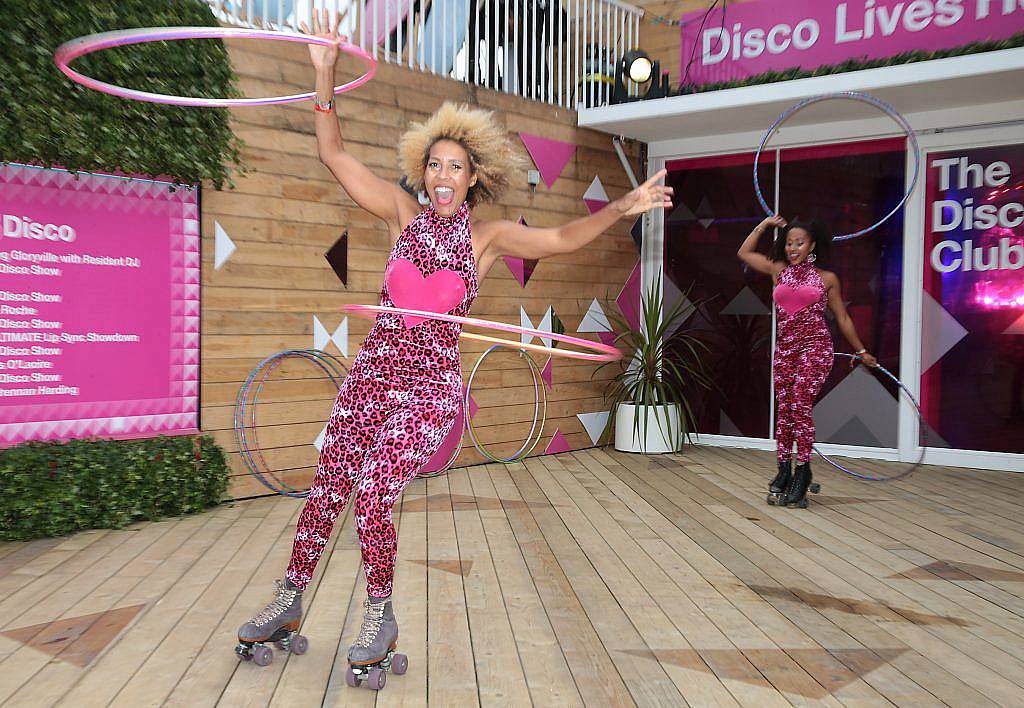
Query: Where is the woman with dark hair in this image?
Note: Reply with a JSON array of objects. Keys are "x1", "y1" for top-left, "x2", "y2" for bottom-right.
[{"x1": 737, "y1": 216, "x2": 878, "y2": 507}]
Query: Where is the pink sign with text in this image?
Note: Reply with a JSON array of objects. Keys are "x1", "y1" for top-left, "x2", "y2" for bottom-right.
[
  {"x1": 680, "y1": 0, "x2": 1024, "y2": 86},
  {"x1": 0, "y1": 163, "x2": 200, "y2": 445}
]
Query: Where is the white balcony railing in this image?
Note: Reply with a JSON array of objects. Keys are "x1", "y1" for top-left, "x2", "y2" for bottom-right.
[{"x1": 207, "y1": 0, "x2": 644, "y2": 108}]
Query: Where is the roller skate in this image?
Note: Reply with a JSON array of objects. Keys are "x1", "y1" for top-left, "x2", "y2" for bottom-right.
[
  {"x1": 766, "y1": 459, "x2": 792, "y2": 505},
  {"x1": 345, "y1": 597, "x2": 408, "y2": 691},
  {"x1": 778, "y1": 461, "x2": 820, "y2": 509},
  {"x1": 235, "y1": 578, "x2": 308, "y2": 667}
]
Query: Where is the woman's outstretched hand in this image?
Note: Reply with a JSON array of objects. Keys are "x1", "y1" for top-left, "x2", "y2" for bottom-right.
[
  {"x1": 300, "y1": 8, "x2": 348, "y2": 71},
  {"x1": 617, "y1": 169, "x2": 673, "y2": 216}
]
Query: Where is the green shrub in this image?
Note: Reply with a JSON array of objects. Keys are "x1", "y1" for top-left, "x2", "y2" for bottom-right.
[
  {"x1": 0, "y1": 0, "x2": 242, "y2": 187},
  {"x1": 0, "y1": 435, "x2": 228, "y2": 542}
]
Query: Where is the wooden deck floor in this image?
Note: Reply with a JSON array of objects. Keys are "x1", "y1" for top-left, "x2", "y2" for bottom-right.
[{"x1": 2, "y1": 446, "x2": 1024, "y2": 707}]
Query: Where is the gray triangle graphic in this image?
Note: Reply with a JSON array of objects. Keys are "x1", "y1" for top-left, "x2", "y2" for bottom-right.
[
  {"x1": 921, "y1": 292, "x2": 967, "y2": 373},
  {"x1": 826, "y1": 416, "x2": 883, "y2": 447},
  {"x1": 668, "y1": 201, "x2": 696, "y2": 224},
  {"x1": 721, "y1": 286, "x2": 770, "y2": 316},
  {"x1": 719, "y1": 410, "x2": 742, "y2": 436},
  {"x1": 813, "y1": 367, "x2": 898, "y2": 448}
]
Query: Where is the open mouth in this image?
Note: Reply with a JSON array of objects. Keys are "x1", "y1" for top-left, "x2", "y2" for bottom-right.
[{"x1": 435, "y1": 186, "x2": 454, "y2": 206}]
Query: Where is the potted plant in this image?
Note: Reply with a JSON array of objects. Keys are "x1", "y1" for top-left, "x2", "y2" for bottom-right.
[{"x1": 597, "y1": 276, "x2": 711, "y2": 453}]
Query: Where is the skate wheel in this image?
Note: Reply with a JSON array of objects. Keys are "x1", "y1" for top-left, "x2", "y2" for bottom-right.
[
  {"x1": 252, "y1": 645, "x2": 273, "y2": 667},
  {"x1": 290, "y1": 634, "x2": 309, "y2": 655},
  {"x1": 392, "y1": 653, "x2": 408, "y2": 675},
  {"x1": 235, "y1": 644, "x2": 253, "y2": 661},
  {"x1": 809, "y1": 483, "x2": 821, "y2": 494},
  {"x1": 345, "y1": 667, "x2": 361, "y2": 688},
  {"x1": 792, "y1": 499, "x2": 809, "y2": 509},
  {"x1": 766, "y1": 493, "x2": 780, "y2": 506},
  {"x1": 367, "y1": 667, "x2": 387, "y2": 690}
]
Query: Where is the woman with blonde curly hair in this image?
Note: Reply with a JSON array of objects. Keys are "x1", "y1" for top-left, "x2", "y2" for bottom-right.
[{"x1": 237, "y1": 9, "x2": 672, "y2": 680}]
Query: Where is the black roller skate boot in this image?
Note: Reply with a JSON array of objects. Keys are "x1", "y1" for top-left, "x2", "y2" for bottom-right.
[
  {"x1": 767, "y1": 459, "x2": 792, "y2": 505},
  {"x1": 780, "y1": 461, "x2": 821, "y2": 508}
]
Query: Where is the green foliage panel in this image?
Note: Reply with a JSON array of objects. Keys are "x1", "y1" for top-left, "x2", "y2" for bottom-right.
[
  {"x1": 0, "y1": 0, "x2": 242, "y2": 187},
  {"x1": 0, "y1": 435, "x2": 229, "y2": 541}
]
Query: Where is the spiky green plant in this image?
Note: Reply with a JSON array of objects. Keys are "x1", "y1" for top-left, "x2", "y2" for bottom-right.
[{"x1": 597, "y1": 276, "x2": 712, "y2": 451}]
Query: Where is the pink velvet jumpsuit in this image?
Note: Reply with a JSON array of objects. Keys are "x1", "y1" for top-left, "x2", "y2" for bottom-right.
[
  {"x1": 773, "y1": 261, "x2": 834, "y2": 463},
  {"x1": 286, "y1": 202, "x2": 478, "y2": 598}
]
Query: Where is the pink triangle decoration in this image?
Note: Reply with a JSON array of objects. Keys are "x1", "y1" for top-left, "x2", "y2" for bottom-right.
[
  {"x1": 519, "y1": 133, "x2": 576, "y2": 189},
  {"x1": 544, "y1": 428, "x2": 572, "y2": 455},
  {"x1": 616, "y1": 260, "x2": 642, "y2": 332},
  {"x1": 463, "y1": 384, "x2": 480, "y2": 417},
  {"x1": 583, "y1": 175, "x2": 610, "y2": 215},
  {"x1": 598, "y1": 331, "x2": 618, "y2": 348},
  {"x1": 541, "y1": 357, "x2": 553, "y2": 390},
  {"x1": 502, "y1": 256, "x2": 538, "y2": 288}
]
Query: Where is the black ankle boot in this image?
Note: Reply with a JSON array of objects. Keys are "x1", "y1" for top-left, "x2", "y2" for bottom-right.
[
  {"x1": 781, "y1": 461, "x2": 817, "y2": 508},
  {"x1": 770, "y1": 460, "x2": 791, "y2": 494}
]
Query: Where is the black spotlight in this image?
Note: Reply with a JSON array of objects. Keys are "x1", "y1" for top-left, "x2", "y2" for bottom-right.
[{"x1": 612, "y1": 49, "x2": 670, "y2": 104}]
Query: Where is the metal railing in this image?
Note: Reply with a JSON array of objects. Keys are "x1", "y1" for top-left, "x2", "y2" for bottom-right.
[{"x1": 207, "y1": 0, "x2": 644, "y2": 108}]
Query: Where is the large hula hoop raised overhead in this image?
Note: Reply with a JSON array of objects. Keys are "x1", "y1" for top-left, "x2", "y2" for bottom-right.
[
  {"x1": 753, "y1": 92, "x2": 921, "y2": 242},
  {"x1": 342, "y1": 304, "x2": 623, "y2": 362},
  {"x1": 54, "y1": 27, "x2": 376, "y2": 107},
  {"x1": 813, "y1": 352, "x2": 927, "y2": 482}
]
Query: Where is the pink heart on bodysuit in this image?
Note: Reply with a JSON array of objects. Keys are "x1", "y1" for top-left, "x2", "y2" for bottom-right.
[
  {"x1": 385, "y1": 258, "x2": 467, "y2": 328},
  {"x1": 774, "y1": 283, "x2": 819, "y2": 315}
]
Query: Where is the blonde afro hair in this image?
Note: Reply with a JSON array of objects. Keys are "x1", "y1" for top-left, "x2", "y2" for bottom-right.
[{"x1": 398, "y1": 102, "x2": 525, "y2": 207}]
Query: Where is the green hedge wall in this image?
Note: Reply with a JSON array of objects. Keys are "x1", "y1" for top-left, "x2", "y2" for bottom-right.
[
  {"x1": 0, "y1": 0, "x2": 242, "y2": 187},
  {"x1": 0, "y1": 435, "x2": 229, "y2": 542}
]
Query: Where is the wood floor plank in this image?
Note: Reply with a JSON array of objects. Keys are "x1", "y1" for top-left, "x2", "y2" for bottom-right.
[
  {"x1": 52, "y1": 502, "x2": 271, "y2": 707},
  {"x1": 6, "y1": 447, "x2": 1023, "y2": 707},
  {"x1": 3, "y1": 511, "x2": 223, "y2": 708},
  {"x1": 448, "y1": 467, "x2": 534, "y2": 707},
  {"x1": 162, "y1": 502, "x2": 305, "y2": 708},
  {"x1": 424, "y1": 473, "x2": 480, "y2": 707},
  {"x1": 469, "y1": 464, "x2": 584, "y2": 707},
  {"x1": 488, "y1": 463, "x2": 636, "y2": 707}
]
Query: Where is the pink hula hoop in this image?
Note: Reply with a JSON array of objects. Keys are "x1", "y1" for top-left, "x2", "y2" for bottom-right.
[
  {"x1": 54, "y1": 27, "x2": 377, "y2": 107},
  {"x1": 343, "y1": 304, "x2": 623, "y2": 362}
]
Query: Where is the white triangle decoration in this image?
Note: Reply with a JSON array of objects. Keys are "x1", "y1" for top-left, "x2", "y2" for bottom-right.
[
  {"x1": 331, "y1": 318, "x2": 348, "y2": 357},
  {"x1": 583, "y1": 175, "x2": 609, "y2": 203},
  {"x1": 520, "y1": 306, "x2": 555, "y2": 347},
  {"x1": 313, "y1": 422, "x2": 329, "y2": 451},
  {"x1": 314, "y1": 315, "x2": 330, "y2": 351},
  {"x1": 539, "y1": 306, "x2": 554, "y2": 348},
  {"x1": 313, "y1": 316, "x2": 348, "y2": 356},
  {"x1": 577, "y1": 298, "x2": 612, "y2": 333},
  {"x1": 577, "y1": 411, "x2": 610, "y2": 446},
  {"x1": 520, "y1": 307, "x2": 536, "y2": 346},
  {"x1": 214, "y1": 221, "x2": 236, "y2": 270}
]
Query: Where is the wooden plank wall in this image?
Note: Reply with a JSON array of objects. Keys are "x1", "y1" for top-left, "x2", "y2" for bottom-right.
[{"x1": 201, "y1": 38, "x2": 642, "y2": 499}]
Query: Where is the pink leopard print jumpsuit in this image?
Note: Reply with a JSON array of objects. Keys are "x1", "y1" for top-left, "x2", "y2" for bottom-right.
[
  {"x1": 773, "y1": 261, "x2": 833, "y2": 463},
  {"x1": 286, "y1": 202, "x2": 478, "y2": 598}
]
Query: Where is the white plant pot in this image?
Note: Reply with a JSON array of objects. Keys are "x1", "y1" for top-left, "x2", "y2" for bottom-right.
[{"x1": 614, "y1": 403, "x2": 683, "y2": 454}]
